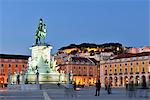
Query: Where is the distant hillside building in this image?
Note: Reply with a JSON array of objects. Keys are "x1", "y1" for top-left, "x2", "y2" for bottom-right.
[
  {"x1": 129, "y1": 46, "x2": 150, "y2": 54},
  {"x1": 0, "y1": 54, "x2": 29, "y2": 87},
  {"x1": 58, "y1": 56, "x2": 98, "y2": 86}
]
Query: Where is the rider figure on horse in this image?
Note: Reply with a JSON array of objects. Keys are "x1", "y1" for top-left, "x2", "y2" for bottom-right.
[{"x1": 35, "y1": 18, "x2": 47, "y2": 45}]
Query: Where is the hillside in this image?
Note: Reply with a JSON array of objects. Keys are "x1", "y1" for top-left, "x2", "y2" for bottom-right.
[{"x1": 59, "y1": 43, "x2": 131, "y2": 55}]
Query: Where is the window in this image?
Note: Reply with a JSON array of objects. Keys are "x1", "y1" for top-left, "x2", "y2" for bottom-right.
[
  {"x1": 125, "y1": 63, "x2": 127, "y2": 66},
  {"x1": 115, "y1": 64, "x2": 117, "y2": 67},
  {"x1": 142, "y1": 62, "x2": 145, "y2": 65},
  {"x1": 130, "y1": 63, "x2": 132, "y2": 66},
  {"x1": 136, "y1": 66, "x2": 139, "y2": 73},
  {"x1": 73, "y1": 67, "x2": 76, "y2": 74},
  {"x1": 125, "y1": 68, "x2": 127, "y2": 74},
  {"x1": 120, "y1": 64, "x2": 122, "y2": 67},
  {"x1": 89, "y1": 68, "x2": 92, "y2": 75},
  {"x1": 136, "y1": 62, "x2": 138, "y2": 65},
  {"x1": 22, "y1": 65, "x2": 24, "y2": 68},
  {"x1": 142, "y1": 67, "x2": 145, "y2": 72},
  {"x1": 84, "y1": 70, "x2": 86, "y2": 75},
  {"x1": 1, "y1": 64, "x2": 4, "y2": 67},
  {"x1": 105, "y1": 70, "x2": 107, "y2": 75},
  {"x1": 115, "y1": 69, "x2": 117, "y2": 73},
  {"x1": 16, "y1": 64, "x2": 18, "y2": 68},
  {"x1": 9, "y1": 64, "x2": 11, "y2": 67},
  {"x1": 120, "y1": 68, "x2": 122, "y2": 73},
  {"x1": 79, "y1": 70, "x2": 81, "y2": 75},
  {"x1": 131, "y1": 67, "x2": 133, "y2": 73}
]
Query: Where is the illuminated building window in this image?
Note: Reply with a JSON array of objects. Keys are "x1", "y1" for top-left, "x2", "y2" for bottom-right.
[
  {"x1": 109, "y1": 69, "x2": 112, "y2": 75},
  {"x1": 142, "y1": 67, "x2": 145, "y2": 73}
]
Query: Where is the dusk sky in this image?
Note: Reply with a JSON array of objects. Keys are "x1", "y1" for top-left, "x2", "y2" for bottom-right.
[{"x1": 0, "y1": 0, "x2": 149, "y2": 55}]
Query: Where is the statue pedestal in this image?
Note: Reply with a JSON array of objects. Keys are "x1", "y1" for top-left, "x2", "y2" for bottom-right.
[{"x1": 26, "y1": 44, "x2": 65, "y2": 84}]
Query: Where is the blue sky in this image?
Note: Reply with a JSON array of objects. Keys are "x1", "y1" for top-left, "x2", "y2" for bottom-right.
[{"x1": 0, "y1": 0, "x2": 149, "y2": 55}]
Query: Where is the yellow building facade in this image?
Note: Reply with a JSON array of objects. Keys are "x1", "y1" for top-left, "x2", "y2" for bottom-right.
[{"x1": 100, "y1": 53, "x2": 150, "y2": 87}]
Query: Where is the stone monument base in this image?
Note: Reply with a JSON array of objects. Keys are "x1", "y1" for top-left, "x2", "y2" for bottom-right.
[{"x1": 26, "y1": 73, "x2": 63, "y2": 84}]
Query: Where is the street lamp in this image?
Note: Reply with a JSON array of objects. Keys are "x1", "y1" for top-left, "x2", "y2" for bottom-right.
[{"x1": 96, "y1": 51, "x2": 101, "y2": 84}]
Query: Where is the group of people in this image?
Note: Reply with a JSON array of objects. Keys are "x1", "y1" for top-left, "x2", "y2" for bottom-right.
[
  {"x1": 95, "y1": 80, "x2": 112, "y2": 96},
  {"x1": 126, "y1": 80, "x2": 149, "y2": 98}
]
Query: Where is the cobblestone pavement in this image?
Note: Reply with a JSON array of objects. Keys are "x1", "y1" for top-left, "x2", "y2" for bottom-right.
[{"x1": 0, "y1": 87, "x2": 149, "y2": 100}]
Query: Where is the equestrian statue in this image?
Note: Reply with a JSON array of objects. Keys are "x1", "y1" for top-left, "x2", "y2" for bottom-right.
[{"x1": 35, "y1": 18, "x2": 47, "y2": 45}]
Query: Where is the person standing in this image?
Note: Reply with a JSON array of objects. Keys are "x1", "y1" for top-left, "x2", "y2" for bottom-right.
[
  {"x1": 73, "y1": 82, "x2": 77, "y2": 97},
  {"x1": 107, "y1": 83, "x2": 111, "y2": 94},
  {"x1": 95, "y1": 80, "x2": 101, "y2": 96}
]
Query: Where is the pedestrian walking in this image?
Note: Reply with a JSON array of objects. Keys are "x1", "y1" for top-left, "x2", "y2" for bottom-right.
[
  {"x1": 107, "y1": 83, "x2": 111, "y2": 94},
  {"x1": 95, "y1": 80, "x2": 101, "y2": 96},
  {"x1": 125, "y1": 83, "x2": 128, "y2": 96},
  {"x1": 105, "y1": 84, "x2": 107, "y2": 90},
  {"x1": 73, "y1": 81, "x2": 78, "y2": 97},
  {"x1": 128, "y1": 81, "x2": 136, "y2": 98}
]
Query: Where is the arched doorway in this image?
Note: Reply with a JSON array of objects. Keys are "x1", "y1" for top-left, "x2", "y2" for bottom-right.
[
  {"x1": 124, "y1": 76, "x2": 128, "y2": 85},
  {"x1": 135, "y1": 76, "x2": 140, "y2": 86},
  {"x1": 109, "y1": 77, "x2": 113, "y2": 86},
  {"x1": 130, "y1": 76, "x2": 134, "y2": 83},
  {"x1": 114, "y1": 76, "x2": 118, "y2": 86},
  {"x1": 148, "y1": 75, "x2": 150, "y2": 86},
  {"x1": 105, "y1": 77, "x2": 108, "y2": 86},
  {"x1": 120, "y1": 76, "x2": 123, "y2": 86},
  {"x1": 142, "y1": 75, "x2": 146, "y2": 83},
  {"x1": 0, "y1": 77, "x2": 4, "y2": 88}
]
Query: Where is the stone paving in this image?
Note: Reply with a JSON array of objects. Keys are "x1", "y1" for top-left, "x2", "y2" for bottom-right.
[{"x1": 0, "y1": 87, "x2": 149, "y2": 100}]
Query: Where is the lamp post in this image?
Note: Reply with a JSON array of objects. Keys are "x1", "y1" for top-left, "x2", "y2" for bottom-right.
[{"x1": 97, "y1": 52, "x2": 101, "y2": 81}]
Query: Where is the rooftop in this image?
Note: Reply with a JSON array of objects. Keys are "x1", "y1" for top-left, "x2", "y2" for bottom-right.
[
  {"x1": 0, "y1": 54, "x2": 30, "y2": 60},
  {"x1": 113, "y1": 52, "x2": 150, "y2": 59}
]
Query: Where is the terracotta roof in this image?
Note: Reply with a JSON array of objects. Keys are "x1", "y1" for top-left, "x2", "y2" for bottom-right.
[
  {"x1": 0, "y1": 54, "x2": 30, "y2": 60},
  {"x1": 113, "y1": 52, "x2": 150, "y2": 59},
  {"x1": 88, "y1": 58, "x2": 99, "y2": 64},
  {"x1": 71, "y1": 57, "x2": 90, "y2": 63}
]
